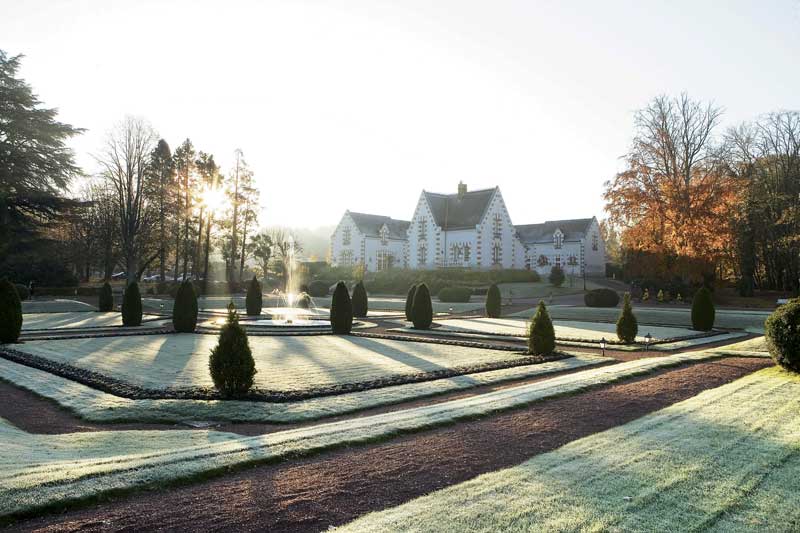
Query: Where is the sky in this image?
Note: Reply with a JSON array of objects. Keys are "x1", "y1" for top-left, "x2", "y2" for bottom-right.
[{"x1": 3, "y1": 0, "x2": 799, "y2": 230}]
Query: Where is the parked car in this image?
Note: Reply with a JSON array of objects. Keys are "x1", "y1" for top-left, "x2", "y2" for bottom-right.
[{"x1": 110, "y1": 272, "x2": 126, "y2": 280}]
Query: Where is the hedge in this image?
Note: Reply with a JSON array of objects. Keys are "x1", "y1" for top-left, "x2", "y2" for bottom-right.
[
  {"x1": 765, "y1": 300, "x2": 800, "y2": 372},
  {"x1": 584, "y1": 288, "x2": 620, "y2": 308},
  {"x1": 437, "y1": 286, "x2": 472, "y2": 303},
  {"x1": 0, "y1": 279, "x2": 23, "y2": 343},
  {"x1": 485, "y1": 283, "x2": 501, "y2": 318}
]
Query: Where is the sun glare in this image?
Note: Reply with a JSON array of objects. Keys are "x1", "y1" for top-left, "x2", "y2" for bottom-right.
[{"x1": 201, "y1": 186, "x2": 226, "y2": 213}]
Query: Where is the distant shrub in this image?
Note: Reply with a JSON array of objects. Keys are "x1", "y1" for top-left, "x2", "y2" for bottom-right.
[
  {"x1": 616, "y1": 293, "x2": 638, "y2": 344},
  {"x1": 352, "y1": 280, "x2": 368, "y2": 317},
  {"x1": 642, "y1": 288, "x2": 650, "y2": 302},
  {"x1": 0, "y1": 279, "x2": 23, "y2": 343},
  {"x1": 528, "y1": 300, "x2": 555, "y2": 355},
  {"x1": 13, "y1": 283, "x2": 29, "y2": 301},
  {"x1": 584, "y1": 288, "x2": 620, "y2": 308},
  {"x1": 208, "y1": 304, "x2": 256, "y2": 398},
  {"x1": 437, "y1": 286, "x2": 472, "y2": 303},
  {"x1": 172, "y1": 280, "x2": 198, "y2": 332},
  {"x1": 308, "y1": 280, "x2": 331, "y2": 297},
  {"x1": 245, "y1": 276, "x2": 262, "y2": 316},
  {"x1": 691, "y1": 287, "x2": 715, "y2": 331},
  {"x1": 657, "y1": 289, "x2": 664, "y2": 302},
  {"x1": 485, "y1": 283, "x2": 502, "y2": 318},
  {"x1": 765, "y1": 300, "x2": 800, "y2": 373},
  {"x1": 295, "y1": 292, "x2": 312, "y2": 309},
  {"x1": 330, "y1": 281, "x2": 353, "y2": 334},
  {"x1": 121, "y1": 282, "x2": 142, "y2": 327},
  {"x1": 549, "y1": 266, "x2": 565, "y2": 288},
  {"x1": 405, "y1": 285, "x2": 417, "y2": 321},
  {"x1": 98, "y1": 282, "x2": 114, "y2": 311},
  {"x1": 411, "y1": 283, "x2": 433, "y2": 330}
]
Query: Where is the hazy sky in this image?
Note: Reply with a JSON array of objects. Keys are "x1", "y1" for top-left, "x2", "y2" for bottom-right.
[{"x1": 3, "y1": 0, "x2": 799, "y2": 229}]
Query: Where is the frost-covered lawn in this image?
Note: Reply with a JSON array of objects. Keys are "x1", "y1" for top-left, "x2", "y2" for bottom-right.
[
  {"x1": 21, "y1": 299, "x2": 95, "y2": 314},
  {"x1": 21, "y1": 312, "x2": 162, "y2": 331},
  {"x1": 12, "y1": 334, "x2": 532, "y2": 391},
  {"x1": 338, "y1": 366, "x2": 800, "y2": 532}
]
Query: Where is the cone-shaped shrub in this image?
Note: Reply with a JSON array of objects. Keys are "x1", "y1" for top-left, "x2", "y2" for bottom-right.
[
  {"x1": 352, "y1": 280, "x2": 368, "y2": 318},
  {"x1": 98, "y1": 282, "x2": 114, "y2": 312},
  {"x1": 765, "y1": 300, "x2": 800, "y2": 373},
  {"x1": 616, "y1": 292, "x2": 638, "y2": 343},
  {"x1": 528, "y1": 300, "x2": 555, "y2": 355},
  {"x1": 405, "y1": 284, "x2": 417, "y2": 321},
  {"x1": 411, "y1": 283, "x2": 433, "y2": 329},
  {"x1": 330, "y1": 281, "x2": 353, "y2": 334},
  {"x1": 691, "y1": 287, "x2": 715, "y2": 331},
  {"x1": 121, "y1": 282, "x2": 142, "y2": 327},
  {"x1": 0, "y1": 279, "x2": 23, "y2": 343},
  {"x1": 209, "y1": 303, "x2": 256, "y2": 397},
  {"x1": 485, "y1": 283, "x2": 502, "y2": 318},
  {"x1": 245, "y1": 276, "x2": 262, "y2": 316},
  {"x1": 549, "y1": 265, "x2": 565, "y2": 287},
  {"x1": 172, "y1": 280, "x2": 198, "y2": 332}
]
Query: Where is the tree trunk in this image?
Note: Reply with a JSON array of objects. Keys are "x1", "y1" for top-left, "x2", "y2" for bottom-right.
[{"x1": 202, "y1": 216, "x2": 212, "y2": 293}]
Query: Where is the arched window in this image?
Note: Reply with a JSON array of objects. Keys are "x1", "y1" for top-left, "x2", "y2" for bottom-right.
[
  {"x1": 463, "y1": 244, "x2": 471, "y2": 263},
  {"x1": 493, "y1": 213, "x2": 502, "y2": 239},
  {"x1": 592, "y1": 233, "x2": 599, "y2": 251},
  {"x1": 380, "y1": 226, "x2": 389, "y2": 246},
  {"x1": 537, "y1": 254, "x2": 550, "y2": 267},
  {"x1": 342, "y1": 227, "x2": 351, "y2": 246},
  {"x1": 554, "y1": 230, "x2": 563, "y2": 249},
  {"x1": 492, "y1": 240, "x2": 502, "y2": 265},
  {"x1": 418, "y1": 243, "x2": 427, "y2": 266},
  {"x1": 418, "y1": 217, "x2": 427, "y2": 241}
]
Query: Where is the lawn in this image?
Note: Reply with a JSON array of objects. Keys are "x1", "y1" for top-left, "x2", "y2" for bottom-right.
[
  {"x1": 21, "y1": 300, "x2": 96, "y2": 314},
  {"x1": 21, "y1": 312, "x2": 163, "y2": 331},
  {"x1": 338, "y1": 366, "x2": 800, "y2": 532}
]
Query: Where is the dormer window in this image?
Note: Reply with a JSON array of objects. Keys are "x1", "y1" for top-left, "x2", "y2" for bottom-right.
[
  {"x1": 418, "y1": 217, "x2": 427, "y2": 241},
  {"x1": 380, "y1": 225, "x2": 389, "y2": 246},
  {"x1": 554, "y1": 229, "x2": 563, "y2": 249},
  {"x1": 592, "y1": 233, "x2": 598, "y2": 251},
  {"x1": 493, "y1": 213, "x2": 502, "y2": 239},
  {"x1": 342, "y1": 227, "x2": 351, "y2": 246}
]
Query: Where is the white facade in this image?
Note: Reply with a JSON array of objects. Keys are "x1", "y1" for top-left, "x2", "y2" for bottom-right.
[{"x1": 329, "y1": 212, "x2": 408, "y2": 272}]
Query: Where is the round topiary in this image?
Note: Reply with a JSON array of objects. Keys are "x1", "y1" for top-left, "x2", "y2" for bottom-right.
[
  {"x1": 330, "y1": 281, "x2": 353, "y2": 334},
  {"x1": 405, "y1": 284, "x2": 417, "y2": 321},
  {"x1": 616, "y1": 292, "x2": 638, "y2": 343},
  {"x1": 549, "y1": 266, "x2": 565, "y2": 288},
  {"x1": 691, "y1": 287, "x2": 715, "y2": 331},
  {"x1": 121, "y1": 281, "x2": 142, "y2": 327},
  {"x1": 528, "y1": 300, "x2": 555, "y2": 355},
  {"x1": 584, "y1": 288, "x2": 620, "y2": 308},
  {"x1": 0, "y1": 279, "x2": 23, "y2": 343},
  {"x1": 485, "y1": 283, "x2": 502, "y2": 318},
  {"x1": 172, "y1": 280, "x2": 198, "y2": 332},
  {"x1": 352, "y1": 280, "x2": 368, "y2": 318},
  {"x1": 98, "y1": 282, "x2": 114, "y2": 312},
  {"x1": 411, "y1": 283, "x2": 433, "y2": 330},
  {"x1": 208, "y1": 303, "x2": 256, "y2": 397},
  {"x1": 765, "y1": 300, "x2": 800, "y2": 373},
  {"x1": 245, "y1": 276, "x2": 262, "y2": 316}
]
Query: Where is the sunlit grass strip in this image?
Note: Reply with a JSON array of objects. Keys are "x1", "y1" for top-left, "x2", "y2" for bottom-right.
[
  {"x1": 0, "y1": 350, "x2": 734, "y2": 519},
  {"x1": 0, "y1": 354, "x2": 609, "y2": 424},
  {"x1": 338, "y1": 366, "x2": 800, "y2": 533}
]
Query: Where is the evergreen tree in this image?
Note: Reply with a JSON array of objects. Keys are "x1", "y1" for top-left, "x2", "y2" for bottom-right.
[
  {"x1": 245, "y1": 276, "x2": 262, "y2": 316},
  {"x1": 411, "y1": 283, "x2": 433, "y2": 329},
  {"x1": 691, "y1": 287, "x2": 715, "y2": 331},
  {"x1": 209, "y1": 303, "x2": 256, "y2": 397},
  {"x1": 405, "y1": 284, "x2": 417, "y2": 321},
  {"x1": 485, "y1": 283, "x2": 502, "y2": 318},
  {"x1": 549, "y1": 265, "x2": 565, "y2": 287},
  {"x1": 616, "y1": 292, "x2": 638, "y2": 343},
  {"x1": 330, "y1": 281, "x2": 353, "y2": 334},
  {"x1": 352, "y1": 280, "x2": 368, "y2": 318},
  {"x1": 98, "y1": 282, "x2": 114, "y2": 312},
  {"x1": 121, "y1": 281, "x2": 142, "y2": 327},
  {"x1": 172, "y1": 280, "x2": 198, "y2": 332},
  {"x1": 0, "y1": 279, "x2": 23, "y2": 343},
  {"x1": 528, "y1": 300, "x2": 555, "y2": 355}
]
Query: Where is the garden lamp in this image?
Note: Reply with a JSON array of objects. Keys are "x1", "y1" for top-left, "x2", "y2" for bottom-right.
[{"x1": 600, "y1": 337, "x2": 606, "y2": 357}]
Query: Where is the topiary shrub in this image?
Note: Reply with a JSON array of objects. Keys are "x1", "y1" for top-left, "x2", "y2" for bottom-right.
[
  {"x1": 437, "y1": 286, "x2": 472, "y2": 303},
  {"x1": 528, "y1": 300, "x2": 555, "y2": 355},
  {"x1": 584, "y1": 288, "x2": 620, "y2": 308},
  {"x1": 0, "y1": 279, "x2": 23, "y2": 343},
  {"x1": 616, "y1": 293, "x2": 638, "y2": 344},
  {"x1": 485, "y1": 283, "x2": 502, "y2": 318},
  {"x1": 691, "y1": 287, "x2": 715, "y2": 331},
  {"x1": 549, "y1": 266, "x2": 565, "y2": 288},
  {"x1": 765, "y1": 300, "x2": 800, "y2": 372},
  {"x1": 208, "y1": 303, "x2": 256, "y2": 398},
  {"x1": 13, "y1": 283, "x2": 30, "y2": 301},
  {"x1": 411, "y1": 283, "x2": 433, "y2": 330},
  {"x1": 172, "y1": 280, "x2": 198, "y2": 332},
  {"x1": 330, "y1": 281, "x2": 353, "y2": 334},
  {"x1": 98, "y1": 282, "x2": 114, "y2": 312},
  {"x1": 308, "y1": 280, "x2": 331, "y2": 297},
  {"x1": 352, "y1": 280, "x2": 368, "y2": 318},
  {"x1": 121, "y1": 282, "x2": 142, "y2": 327},
  {"x1": 295, "y1": 292, "x2": 312, "y2": 309},
  {"x1": 245, "y1": 276, "x2": 262, "y2": 316},
  {"x1": 405, "y1": 284, "x2": 417, "y2": 321}
]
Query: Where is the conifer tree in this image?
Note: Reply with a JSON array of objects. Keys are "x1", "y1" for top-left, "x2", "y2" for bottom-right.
[
  {"x1": 0, "y1": 279, "x2": 23, "y2": 343},
  {"x1": 528, "y1": 300, "x2": 556, "y2": 355},
  {"x1": 209, "y1": 303, "x2": 256, "y2": 397},
  {"x1": 172, "y1": 280, "x2": 198, "y2": 332},
  {"x1": 411, "y1": 283, "x2": 433, "y2": 329},
  {"x1": 352, "y1": 280, "x2": 368, "y2": 318},
  {"x1": 330, "y1": 281, "x2": 353, "y2": 334},
  {"x1": 245, "y1": 276, "x2": 262, "y2": 316},
  {"x1": 691, "y1": 287, "x2": 715, "y2": 331},
  {"x1": 616, "y1": 292, "x2": 638, "y2": 343},
  {"x1": 98, "y1": 282, "x2": 114, "y2": 312},
  {"x1": 485, "y1": 283, "x2": 502, "y2": 318},
  {"x1": 121, "y1": 282, "x2": 142, "y2": 327},
  {"x1": 405, "y1": 284, "x2": 417, "y2": 321}
]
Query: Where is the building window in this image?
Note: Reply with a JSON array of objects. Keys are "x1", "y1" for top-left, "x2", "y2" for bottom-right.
[
  {"x1": 592, "y1": 233, "x2": 598, "y2": 251},
  {"x1": 492, "y1": 240, "x2": 502, "y2": 266},
  {"x1": 418, "y1": 243, "x2": 427, "y2": 266},
  {"x1": 342, "y1": 227, "x2": 351, "y2": 246},
  {"x1": 554, "y1": 231, "x2": 563, "y2": 249},
  {"x1": 463, "y1": 244, "x2": 471, "y2": 264},
  {"x1": 380, "y1": 226, "x2": 389, "y2": 246},
  {"x1": 339, "y1": 250, "x2": 354, "y2": 266},
  {"x1": 537, "y1": 254, "x2": 549, "y2": 267},
  {"x1": 493, "y1": 213, "x2": 502, "y2": 239},
  {"x1": 555, "y1": 255, "x2": 561, "y2": 268},
  {"x1": 567, "y1": 254, "x2": 578, "y2": 266},
  {"x1": 377, "y1": 250, "x2": 392, "y2": 271},
  {"x1": 418, "y1": 217, "x2": 427, "y2": 241}
]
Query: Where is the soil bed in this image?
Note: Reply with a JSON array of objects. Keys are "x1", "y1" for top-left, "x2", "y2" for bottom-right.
[{"x1": 6, "y1": 357, "x2": 770, "y2": 533}]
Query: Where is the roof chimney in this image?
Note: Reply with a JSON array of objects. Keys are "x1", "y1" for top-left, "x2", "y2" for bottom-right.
[{"x1": 457, "y1": 181, "x2": 467, "y2": 199}]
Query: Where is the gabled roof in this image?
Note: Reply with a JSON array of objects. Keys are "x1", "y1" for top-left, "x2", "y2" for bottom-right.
[
  {"x1": 422, "y1": 187, "x2": 496, "y2": 230},
  {"x1": 515, "y1": 218, "x2": 595, "y2": 244},
  {"x1": 347, "y1": 212, "x2": 410, "y2": 239}
]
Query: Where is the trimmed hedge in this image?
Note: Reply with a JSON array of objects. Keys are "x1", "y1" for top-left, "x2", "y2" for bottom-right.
[
  {"x1": 245, "y1": 277, "x2": 262, "y2": 316},
  {"x1": 411, "y1": 283, "x2": 433, "y2": 330},
  {"x1": 765, "y1": 299, "x2": 800, "y2": 372},
  {"x1": 14, "y1": 283, "x2": 30, "y2": 301},
  {"x1": 209, "y1": 304, "x2": 256, "y2": 397},
  {"x1": 340, "y1": 268, "x2": 540, "y2": 296},
  {"x1": 308, "y1": 280, "x2": 331, "y2": 297},
  {"x1": 549, "y1": 266, "x2": 565, "y2": 288},
  {"x1": 121, "y1": 282, "x2": 142, "y2": 327},
  {"x1": 172, "y1": 280, "x2": 198, "y2": 332},
  {"x1": 0, "y1": 279, "x2": 23, "y2": 343},
  {"x1": 485, "y1": 283, "x2": 501, "y2": 318},
  {"x1": 98, "y1": 282, "x2": 114, "y2": 312},
  {"x1": 616, "y1": 293, "x2": 638, "y2": 343},
  {"x1": 584, "y1": 288, "x2": 620, "y2": 308},
  {"x1": 405, "y1": 285, "x2": 417, "y2": 321},
  {"x1": 691, "y1": 287, "x2": 715, "y2": 331},
  {"x1": 76, "y1": 286, "x2": 103, "y2": 297},
  {"x1": 330, "y1": 281, "x2": 353, "y2": 334},
  {"x1": 352, "y1": 281, "x2": 368, "y2": 318},
  {"x1": 437, "y1": 286, "x2": 472, "y2": 303},
  {"x1": 528, "y1": 300, "x2": 555, "y2": 355},
  {"x1": 34, "y1": 287, "x2": 77, "y2": 297}
]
